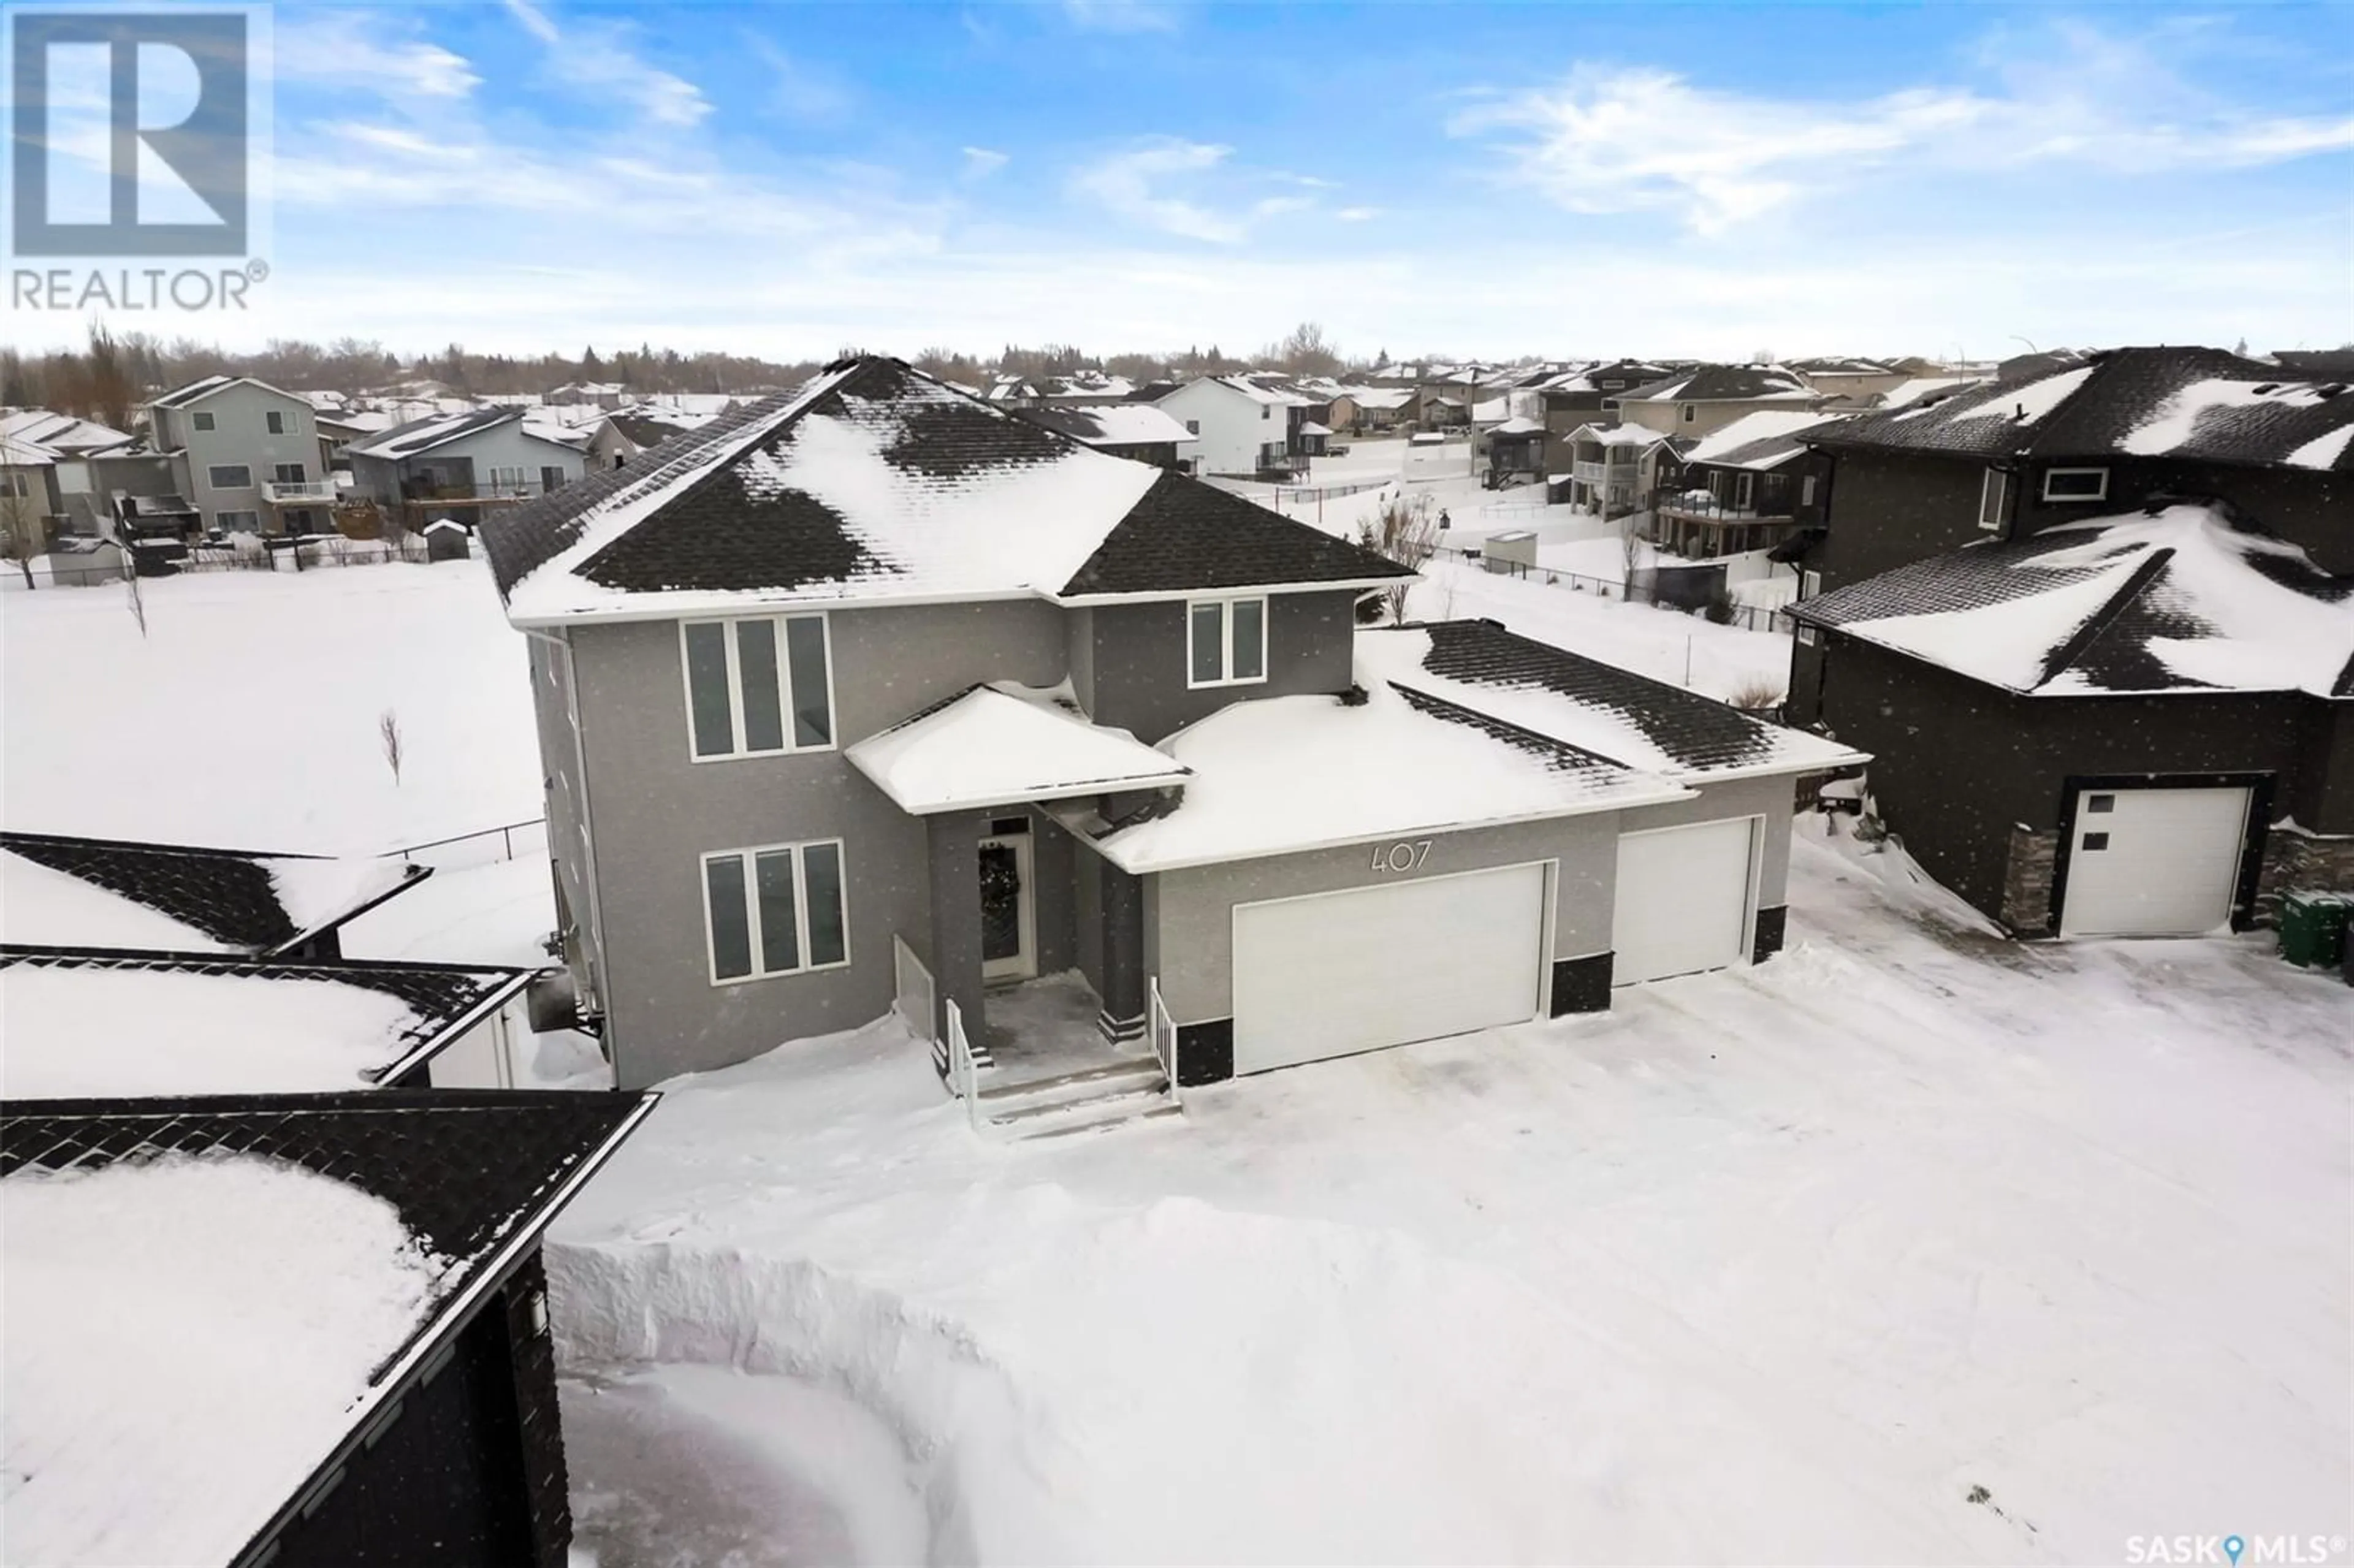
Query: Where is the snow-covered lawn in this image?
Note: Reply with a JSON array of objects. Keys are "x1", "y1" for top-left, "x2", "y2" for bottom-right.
[
  {"x1": 0, "y1": 561, "x2": 538, "y2": 853},
  {"x1": 550, "y1": 825, "x2": 2353, "y2": 1566}
]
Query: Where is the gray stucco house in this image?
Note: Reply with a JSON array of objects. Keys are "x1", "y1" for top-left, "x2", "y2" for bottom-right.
[
  {"x1": 483, "y1": 357, "x2": 1858, "y2": 1113},
  {"x1": 349, "y1": 409, "x2": 586, "y2": 529},
  {"x1": 145, "y1": 375, "x2": 333, "y2": 535}
]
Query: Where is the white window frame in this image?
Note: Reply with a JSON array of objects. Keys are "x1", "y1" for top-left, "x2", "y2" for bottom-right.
[
  {"x1": 489, "y1": 465, "x2": 528, "y2": 492},
  {"x1": 2041, "y1": 466, "x2": 2109, "y2": 503},
  {"x1": 678, "y1": 612, "x2": 838, "y2": 763},
  {"x1": 272, "y1": 462, "x2": 306, "y2": 484},
  {"x1": 208, "y1": 463, "x2": 253, "y2": 489},
  {"x1": 191, "y1": 410, "x2": 216, "y2": 432},
  {"x1": 1681, "y1": 404, "x2": 1696, "y2": 423},
  {"x1": 1732, "y1": 471, "x2": 1755, "y2": 510},
  {"x1": 1800, "y1": 569, "x2": 1822, "y2": 599},
  {"x1": 699, "y1": 839, "x2": 851, "y2": 986},
  {"x1": 1796, "y1": 623, "x2": 1820, "y2": 647},
  {"x1": 1186, "y1": 595, "x2": 1270, "y2": 689},
  {"x1": 1800, "y1": 474, "x2": 1818, "y2": 507},
  {"x1": 1977, "y1": 468, "x2": 2008, "y2": 531},
  {"x1": 265, "y1": 410, "x2": 288, "y2": 434}
]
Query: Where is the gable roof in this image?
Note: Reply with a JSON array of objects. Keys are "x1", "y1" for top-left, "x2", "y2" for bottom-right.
[
  {"x1": 1015, "y1": 401, "x2": 1198, "y2": 449},
  {"x1": 147, "y1": 375, "x2": 306, "y2": 411},
  {"x1": 1672, "y1": 410, "x2": 1846, "y2": 471},
  {"x1": 1789, "y1": 503, "x2": 2354, "y2": 698},
  {"x1": 1616, "y1": 364, "x2": 1819, "y2": 405},
  {"x1": 0, "y1": 831, "x2": 429, "y2": 956},
  {"x1": 0, "y1": 946, "x2": 536, "y2": 1099},
  {"x1": 347, "y1": 406, "x2": 574, "y2": 462},
  {"x1": 846, "y1": 681, "x2": 1191, "y2": 813},
  {"x1": 604, "y1": 411, "x2": 691, "y2": 448},
  {"x1": 1806, "y1": 346, "x2": 2354, "y2": 470},
  {"x1": 2, "y1": 1090, "x2": 655, "y2": 1567},
  {"x1": 482, "y1": 357, "x2": 1407, "y2": 623}
]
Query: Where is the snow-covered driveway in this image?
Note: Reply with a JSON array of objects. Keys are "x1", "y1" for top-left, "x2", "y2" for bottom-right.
[{"x1": 550, "y1": 827, "x2": 2353, "y2": 1566}]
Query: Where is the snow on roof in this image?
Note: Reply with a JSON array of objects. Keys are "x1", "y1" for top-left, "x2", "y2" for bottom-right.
[
  {"x1": 1343, "y1": 386, "x2": 1415, "y2": 410},
  {"x1": 1875, "y1": 376, "x2": 1984, "y2": 411},
  {"x1": 0, "y1": 408, "x2": 133, "y2": 455},
  {"x1": 1570, "y1": 422, "x2": 1670, "y2": 449},
  {"x1": 1, "y1": 429, "x2": 58, "y2": 465},
  {"x1": 1211, "y1": 375, "x2": 1313, "y2": 407},
  {"x1": 1618, "y1": 365, "x2": 1817, "y2": 405},
  {"x1": 1491, "y1": 416, "x2": 1545, "y2": 436},
  {"x1": 0, "y1": 852, "x2": 218, "y2": 948},
  {"x1": 1791, "y1": 504, "x2": 2354, "y2": 698},
  {"x1": 1299, "y1": 420, "x2": 1335, "y2": 436},
  {"x1": 1680, "y1": 410, "x2": 1840, "y2": 466},
  {"x1": 1361, "y1": 625, "x2": 1864, "y2": 782},
  {"x1": 1472, "y1": 398, "x2": 1510, "y2": 424},
  {"x1": 1018, "y1": 402, "x2": 1198, "y2": 448},
  {"x1": 348, "y1": 406, "x2": 525, "y2": 460},
  {"x1": 5, "y1": 1152, "x2": 453, "y2": 1566},
  {"x1": 2119, "y1": 378, "x2": 2348, "y2": 457},
  {"x1": 847, "y1": 682, "x2": 1190, "y2": 813},
  {"x1": 1080, "y1": 662, "x2": 1693, "y2": 873},
  {"x1": 2287, "y1": 423, "x2": 2354, "y2": 471}
]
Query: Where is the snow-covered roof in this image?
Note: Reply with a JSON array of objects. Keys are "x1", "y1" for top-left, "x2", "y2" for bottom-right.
[
  {"x1": 846, "y1": 682, "x2": 1190, "y2": 814},
  {"x1": 1875, "y1": 375, "x2": 1985, "y2": 411},
  {"x1": 1791, "y1": 504, "x2": 2354, "y2": 698},
  {"x1": 1490, "y1": 416, "x2": 1545, "y2": 437},
  {"x1": 1616, "y1": 365, "x2": 1818, "y2": 405},
  {"x1": 1338, "y1": 386, "x2": 1415, "y2": 410},
  {"x1": 1813, "y1": 347, "x2": 2354, "y2": 470},
  {"x1": 147, "y1": 374, "x2": 305, "y2": 411},
  {"x1": 0, "y1": 408, "x2": 134, "y2": 455},
  {"x1": 484, "y1": 357, "x2": 1408, "y2": 625},
  {"x1": 1017, "y1": 402, "x2": 1198, "y2": 448},
  {"x1": 0, "y1": 950, "x2": 535, "y2": 1099},
  {"x1": 2, "y1": 1092, "x2": 657, "y2": 1567},
  {"x1": 348, "y1": 406, "x2": 569, "y2": 461},
  {"x1": 1, "y1": 429, "x2": 58, "y2": 466},
  {"x1": 1569, "y1": 422, "x2": 1672, "y2": 450},
  {"x1": 0, "y1": 832, "x2": 429, "y2": 956},
  {"x1": 1677, "y1": 410, "x2": 1845, "y2": 470},
  {"x1": 1205, "y1": 375, "x2": 1314, "y2": 408}
]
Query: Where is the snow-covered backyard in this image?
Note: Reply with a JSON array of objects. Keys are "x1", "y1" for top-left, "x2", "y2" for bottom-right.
[{"x1": 6, "y1": 533, "x2": 2347, "y2": 1567}]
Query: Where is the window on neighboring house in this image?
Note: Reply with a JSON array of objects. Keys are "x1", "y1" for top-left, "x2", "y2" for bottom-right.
[
  {"x1": 208, "y1": 464, "x2": 252, "y2": 489},
  {"x1": 1800, "y1": 569, "x2": 1822, "y2": 599},
  {"x1": 701, "y1": 839, "x2": 848, "y2": 983},
  {"x1": 265, "y1": 411, "x2": 287, "y2": 434},
  {"x1": 215, "y1": 509, "x2": 259, "y2": 531},
  {"x1": 489, "y1": 465, "x2": 528, "y2": 492},
  {"x1": 2041, "y1": 466, "x2": 2109, "y2": 503},
  {"x1": 272, "y1": 463, "x2": 305, "y2": 484},
  {"x1": 1796, "y1": 623, "x2": 1819, "y2": 647},
  {"x1": 191, "y1": 411, "x2": 215, "y2": 432},
  {"x1": 1977, "y1": 468, "x2": 2008, "y2": 531},
  {"x1": 1601, "y1": 379, "x2": 1625, "y2": 390},
  {"x1": 541, "y1": 465, "x2": 567, "y2": 493},
  {"x1": 1681, "y1": 404, "x2": 1696, "y2": 422},
  {"x1": 1732, "y1": 471, "x2": 1755, "y2": 510},
  {"x1": 681, "y1": 614, "x2": 834, "y2": 759},
  {"x1": 1801, "y1": 474, "x2": 1818, "y2": 507},
  {"x1": 1185, "y1": 419, "x2": 1200, "y2": 435},
  {"x1": 1261, "y1": 406, "x2": 1271, "y2": 420},
  {"x1": 1187, "y1": 595, "x2": 1268, "y2": 688}
]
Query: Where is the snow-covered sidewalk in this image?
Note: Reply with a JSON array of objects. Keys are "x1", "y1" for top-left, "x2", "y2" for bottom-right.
[{"x1": 549, "y1": 824, "x2": 2353, "y2": 1565}]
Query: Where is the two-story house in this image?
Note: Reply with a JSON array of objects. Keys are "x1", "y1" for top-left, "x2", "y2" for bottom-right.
[
  {"x1": 1608, "y1": 365, "x2": 1827, "y2": 440},
  {"x1": 143, "y1": 375, "x2": 331, "y2": 535},
  {"x1": 1538, "y1": 360, "x2": 1672, "y2": 476},
  {"x1": 1788, "y1": 356, "x2": 1910, "y2": 405},
  {"x1": 1152, "y1": 375, "x2": 1317, "y2": 479},
  {"x1": 348, "y1": 408, "x2": 587, "y2": 530},
  {"x1": 1782, "y1": 346, "x2": 2354, "y2": 941},
  {"x1": 482, "y1": 357, "x2": 1860, "y2": 1107},
  {"x1": 1648, "y1": 411, "x2": 1843, "y2": 560}
]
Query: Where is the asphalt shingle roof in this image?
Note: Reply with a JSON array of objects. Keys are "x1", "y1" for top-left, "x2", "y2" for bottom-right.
[
  {"x1": 1617, "y1": 364, "x2": 1819, "y2": 405},
  {"x1": 1061, "y1": 470, "x2": 1411, "y2": 596}
]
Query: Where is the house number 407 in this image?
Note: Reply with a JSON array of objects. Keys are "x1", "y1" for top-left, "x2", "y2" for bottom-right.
[{"x1": 1370, "y1": 839, "x2": 1433, "y2": 872}]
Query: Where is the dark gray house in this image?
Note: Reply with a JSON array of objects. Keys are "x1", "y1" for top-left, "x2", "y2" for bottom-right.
[
  {"x1": 1015, "y1": 400, "x2": 1197, "y2": 468},
  {"x1": 0, "y1": 1091, "x2": 655, "y2": 1568},
  {"x1": 1787, "y1": 504, "x2": 2353, "y2": 937},
  {"x1": 482, "y1": 357, "x2": 1857, "y2": 1128}
]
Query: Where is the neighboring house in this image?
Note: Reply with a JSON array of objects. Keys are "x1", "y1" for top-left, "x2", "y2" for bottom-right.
[
  {"x1": 2, "y1": 1090, "x2": 655, "y2": 1568},
  {"x1": 1015, "y1": 401, "x2": 1198, "y2": 468},
  {"x1": 315, "y1": 409, "x2": 397, "y2": 469},
  {"x1": 1794, "y1": 345, "x2": 2354, "y2": 594},
  {"x1": 1325, "y1": 386, "x2": 1414, "y2": 435},
  {"x1": 1538, "y1": 360, "x2": 1673, "y2": 474},
  {"x1": 144, "y1": 375, "x2": 332, "y2": 535},
  {"x1": 584, "y1": 412, "x2": 703, "y2": 472},
  {"x1": 0, "y1": 830, "x2": 430, "y2": 961},
  {"x1": 481, "y1": 356, "x2": 1859, "y2": 1103},
  {"x1": 549, "y1": 380, "x2": 629, "y2": 408},
  {"x1": 1560, "y1": 423, "x2": 1674, "y2": 518},
  {"x1": 1153, "y1": 374, "x2": 1317, "y2": 478},
  {"x1": 348, "y1": 408, "x2": 588, "y2": 527},
  {"x1": 0, "y1": 946, "x2": 540, "y2": 1096},
  {"x1": 1786, "y1": 504, "x2": 2353, "y2": 938},
  {"x1": 1036, "y1": 372, "x2": 1137, "y2": 402},
  {"x1": 1484, "y1": 416, "x2": 1547, "y2": 485},
  {"x1": 1, "y1": 429, "x2": 63, "y2": 546},
  {"x1": 1789, "y1": 356, "x2": 1910, "y2": 404},
  {"x1": 1648, "y1": 411, "x2": 1842, "y2": 560},
  {"x1": 1609, "y1": 365, "x2": 1826, "y2": 439}
]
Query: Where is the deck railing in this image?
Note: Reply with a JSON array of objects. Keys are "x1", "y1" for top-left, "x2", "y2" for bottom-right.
[{"x1": 1148, "y1": 976, "x2": 1182, "y2": 1108}]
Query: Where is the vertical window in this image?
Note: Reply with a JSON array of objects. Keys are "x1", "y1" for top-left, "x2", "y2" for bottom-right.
[
  {"x1": 1801, "y1": 474, "x2": 1818, "y2": 507},
  {"x1": 490, "y1": 465, "x2": 527, "y2": 491},
  {"x1": 1681, "y1": 404, "x2": 1696, "y2": 422},
  {"x1": 1978, "y1": 468, "x2": 2008, "y2": 531},
  {"x1": 701, "y1": 840, "x2": 850, "y2": 983},
  {"x1": 273, "y1": 462, "x2": 306, "y2": 484},
  {"x1": 266, "y1": 411, "x2": 288, "y2": 434},
  {"x1": 541, "y1": 465, "x2": 567, "y2": 493},
  {"x1": 192, "y1": 411, "x2": 216, "y2": 432},
  {"x1": 1800, "y1": 569, "x2": 1822, "y2": 599},
  {"x1": 680, "y1": 614, "x2": 834, "y2": 759},
  {"x1": 1187, "y1": 596, "x2": 1269, "y2": 688}
]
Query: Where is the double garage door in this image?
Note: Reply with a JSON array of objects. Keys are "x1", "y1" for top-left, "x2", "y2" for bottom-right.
[{"x1": 2058, "y1": 785, "x2": 2252, "y2": 937}]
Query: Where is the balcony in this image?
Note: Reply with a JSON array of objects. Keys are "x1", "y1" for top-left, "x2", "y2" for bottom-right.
[
  {"x1": 1570, "y1": 457, "x2": 1637, "y2": 485},
  {"x1": 1653, "y1": 490, "x2": 1792, "y2": 525},
  {"x1": 262, "y1": 479, "x2": 338, "y2": 505}
]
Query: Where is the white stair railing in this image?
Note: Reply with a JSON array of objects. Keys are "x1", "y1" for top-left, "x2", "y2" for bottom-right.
[
  {"x1": 893, "y1": 934, "x2": 937, "y2": 1062},
  {"x1": 1148, "y1": 976, "x2": 1181, "y2": 1109},
  {"x1": 945, "y1": 997, "x2": 980, "y2": 1132}
]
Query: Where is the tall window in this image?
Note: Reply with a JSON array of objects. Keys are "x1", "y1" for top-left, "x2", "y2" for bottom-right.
[
  {"x1": 1977, "y1": 468, "x2": 2009, "y2": 531},
  {"x1": 272, "y1": 462, "x2": 305, "y2": 484},
  {"x1": 208, "y1": 464, "x2": 252, "y2": 489},
  {"x1": 1188, "y1": 596, "x2": 1267, "y2": 688},
  {"x1": 682, "y1": 614, "x2": 833, "y2": 759},
  {"x1": 1801, "y1": 474, "x2": 1818, "y2": 507},
  {"x1": 701, "y1": 840, "x2": 848, "y2": 983},
  {"x1": 265, "y1": 411, "x2": 288, "y2": 434},
  {"x1": 541, "y1": 465, "x2": 568, "y2": 493},
  {"x1": 1800, "y1": 569, "x2": 1822, "y2": 599}
]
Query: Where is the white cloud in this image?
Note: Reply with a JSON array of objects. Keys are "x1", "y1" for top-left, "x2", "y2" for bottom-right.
[
  {"x1": 1061, "y1": 0, "x2": 1179, "y2": 34},
  {"x1": 961, "y1": 147, "x2": 1010, "y2": 180},
  {"x1": 1460, "y1": 21, "x2": 2354, "y2": 235},
  {"x1": 1335, "y1": 206, "x2": 1380, "y2": 222},
  {"x1": 750, "y1": 38, "x2": 856, "y2": 122},
  {"x1": 275, "y1": 12, "x2": 479, "y2": 100},
  {"x1": 503, "y1": 0, "x2": 711, "y2": 128},
  {"x1": 1068, "y1": 139, "x2": 1246, "y2": 243}
]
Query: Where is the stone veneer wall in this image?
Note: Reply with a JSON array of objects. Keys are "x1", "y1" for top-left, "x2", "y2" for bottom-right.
[
  {"x1": 2000, "y1": 824, "x2": 2059, "y2": 936},
  {"x1": 2256, "y1": 826, "x2": 2354, "y2": 918}
]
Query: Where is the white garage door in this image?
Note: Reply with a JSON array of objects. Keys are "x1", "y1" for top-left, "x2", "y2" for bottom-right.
[
  {"x1": 2059, "y1": 786, "x2": 2251, "y2": 938},
  {"x1": 1612, "y1": 818, "x2": 1756, "y2": 986},
  {"x1": 1231, "y1": 861, "x2": 1549, "y2": 1076}
]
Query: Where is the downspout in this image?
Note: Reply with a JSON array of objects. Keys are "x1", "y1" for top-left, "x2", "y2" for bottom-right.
[{"x1": 524, "y1": 623, "x2": 615, "y2": 1077}]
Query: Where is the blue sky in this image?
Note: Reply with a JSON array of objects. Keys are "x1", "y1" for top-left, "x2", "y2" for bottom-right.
[{"x1": 25, "y1": 1, "x2": 2354, "y2": 360}]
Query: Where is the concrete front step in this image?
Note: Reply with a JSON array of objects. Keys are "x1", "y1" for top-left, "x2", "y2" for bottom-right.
[
  {"x1": 987, "y1": 1078, "x2": 1168, "y2": 1130},
  {"x1": 977, "y1": 1053, "x2": 1164, "y2": 1106},
  {"x1": 1019, "y1": 1101, "x2": 1185, "y2": 1141}
]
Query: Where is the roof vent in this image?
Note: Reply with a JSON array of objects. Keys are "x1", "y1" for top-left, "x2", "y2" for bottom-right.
[
  {"x1": 2317, "y1": 384, "x2": 2346, "y2": 399},
  {"x1": 2252, "y1": 382, "x2": 2279, "y2": 395}
]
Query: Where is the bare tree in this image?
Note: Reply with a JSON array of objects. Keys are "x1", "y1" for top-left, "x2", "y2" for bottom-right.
[
  {"x1": 0, "y1": 471, "x2": 44, "y2": 588},
  {"x1": 1356, "y1": 490, "x2": 1438, "y2": 623},
  {"x1": 379, "y1": 709, "x2": 405, "y2": 786},
  {"x1": 1273, "y1": 321, "x2": 1344, "y2": 379},
  {"x1": 1620, "y1": 517, "x2": 1647, "y2": 595},
  {"x1": 124, "y1": 557, "x2": 148, "y2": 637}
]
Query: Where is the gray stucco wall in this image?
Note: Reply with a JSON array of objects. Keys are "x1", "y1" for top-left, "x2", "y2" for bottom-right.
[
  {"x1": 1088, "y1": 589, "x2": 1358, "y2": 743},
  {"x1": 570, "y1": 598, "x2": 1067, "y2": 1086},
  {"x1": 1149, "y1": 812, "x2": 1622, "y2": 1026},
  {"x1": 1064, "y1": 607, "x2": 1097, "y2": 713},
  {"x1": 154, "y1": 383, "x2": 319, "y2": 531},
  {"x1": 530, "y1": 634, "x2": 601, "y2": 1007}
]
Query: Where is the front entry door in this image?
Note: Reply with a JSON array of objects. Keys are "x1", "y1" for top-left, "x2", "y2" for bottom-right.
[{"x1": 978, "y1": 831, "x2": 1036, "y2": 982}]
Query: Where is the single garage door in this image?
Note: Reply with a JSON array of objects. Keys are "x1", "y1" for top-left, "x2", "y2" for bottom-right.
[
  {"x1": 2059, "y1": 785, "x2": 2251, "y2": 937},
  {"x1": 1231, "y1": 861, "x2": 1549, "y2": 1075},
  {"x1": 1612, "y1": 817, "x2": 1756, "y2": 985}
]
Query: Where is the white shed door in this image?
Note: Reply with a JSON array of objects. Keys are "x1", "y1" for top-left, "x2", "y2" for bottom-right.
[
  {"x1": 2059, "y1": 786, "x2": 2250, "y2": 938},
  {"x1": 1612, "y1": 818, "x2": 1756, "y2": 985},
  {"x1": 1231, "y1": 861, "x2": 1549, "y2": 1076}
]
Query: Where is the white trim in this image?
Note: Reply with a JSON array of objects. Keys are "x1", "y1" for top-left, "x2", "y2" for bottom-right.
[
  {"x1": 1796, "y1": 623, "x2": 1820, "y2": 647},
  {"x1": 506, "y1": 579, "x2": 1412, "y2": 630},
  {"x1": 374, "y1": 970, "x2": 538, "y2": 1086},
  {"x1": 1799, "y1": 569, "x2": 1822, "y2": 599},
  {"x1": 978, "y1": 832, "x2": 1038, "y2": 982},
  {"x1": 1976, "y1": 467, "x2": 2008, "y2": 531},
  {"x1": 700, "y1": 837, "x2": 851, "y2": 987},
  {"x1": 679, "y1": 611, "x2": 838, "y2": 763},
  {"x1": 2040, "y1": 465, "x2": 2109, "y2": 503},
  {"x1": 1186, "y1": 594, "x2": 1270, "y2": 689}
]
